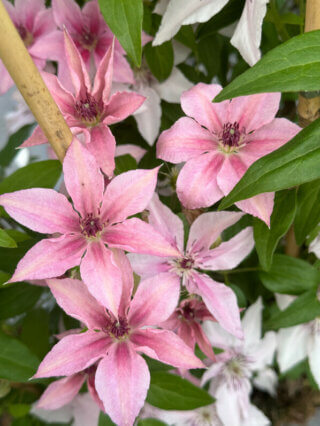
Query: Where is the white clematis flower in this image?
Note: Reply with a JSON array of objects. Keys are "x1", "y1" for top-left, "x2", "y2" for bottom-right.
[
  {"x1": 153, "y1": 0, "x2": 269, "y2": 66},
  {"x1": 202, "y1": 297, "x2": 276, "y2": 426}
]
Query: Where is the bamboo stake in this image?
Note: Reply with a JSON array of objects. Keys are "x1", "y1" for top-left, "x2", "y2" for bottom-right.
[{"x1": 0, "y1": 0, "x2": 72, "y2": 162}]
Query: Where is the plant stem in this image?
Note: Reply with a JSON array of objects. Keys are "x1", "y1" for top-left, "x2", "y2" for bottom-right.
[
  {"x1": 0, "y1": 1, "x2": 72, "y2": 162},
  {"x1": 269, "y1": 0, "x2": 290, "y2": 42}
]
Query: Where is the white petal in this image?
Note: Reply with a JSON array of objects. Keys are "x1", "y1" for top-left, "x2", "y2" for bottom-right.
[
  {"x1": 253, "y1": 367, "x2": 278, "y2": 396},
  {"x1": 153, "y1": 0, "x2": 229, "y2": 46},
  {"x1": 115, "y1": 144, "x2": 146, "y2": 163},
  {"x1": 203, "y1": 320, "x2": 239, "y2": 350},
  {"x1": 153, "y1": 0, "x2": 170, "y2": 15},
  {"x1": 309, "y1": 234, "x2": 320, "y2": 259},
  {"x1": 154, "y1": 67, "x2": 193, "y2": 103},
  {"x1": 275, "y1": 293, "x2": 296, "y2": 311},
  {"x1": 277, "y1": 326, "x2": 309, "y2": 372},
  {"x1": 308, "y1": 331, "x2": 320, "y2": 388},
  {"x1": 231, "y1": 0, "x2": 269, "y2": 66},
  {"x1": 242, "y1": 297, "x2": 263, "y2": 347},
  {"x1": 134, "y1": 86, "x2": 161, "y2": 145},
  {"x1": 71, "y1": 394, "x2": 100, "y2": 426},
  {"x1": 250, "y1": 331, "x2": 277, "y2": 371},
  {"x1": 30, "y1": 404, "x2": 73, "y2": 423},
  {"x1": 173, "y1": 40, "x2": 191, "y2": 65},
  {"x1": 215, "y1": 383, "x2": 250, "y2": 426},
  {"x1": 242, "y1": 403, "x2": 271, "y2": 426}
]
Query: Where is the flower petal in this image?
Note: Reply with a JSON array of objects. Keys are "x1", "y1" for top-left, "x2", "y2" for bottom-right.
[
  {"x1": 95, "y1": 342, "x2": 150, "y2": 426},
  {"x1": 101, "y1": 167, "x2": 159, "y2": 224},
  {"x1": 20, "y1": 125, "x2": 47, "y2": 148},
  {"x1": 128, "y1": 272, "x2": 180, "y2": 327},
  {"x1": 191, "y1": 273, "x2": 243, "y2": 339},
  {"x1": 199, "y1": 227, "x2": 254, "y2": 271},
  {"x1": 127, "y1": 253, "x2": 170, "y2": 278},
  {"x1": 277, "y1": 326, "x2": 309, "y2": 372},
  {"x1": 37, "y1": 374, "x2": 85, "y2": 410},
  {"x1": 92, "y1": 42, "x2": 114, "y2": 104},
  {"x1": 34, "y1": 331, "x2": 111, "y2": 378},
  {"x1": 111, "y1": 249, "x2": 134, "y2": 317},
  {"x1": 42, "y1": 71, "x2": 75, "y2": 115},
  {"x1": 0, "y1": 188, "x2": 79, "y2": 234},
  {"x1": 52, "y1": 0, "x2": 83, "y2": 33},
  {"x1": 86, "y1": 125, "x2": 116, "y2": 177},
  {"x1": 148, "y1": 193, "x2": 184, "y2": 251},
  {"x1": 308, "y1": 333, "x2": 320, "y2": 388},
  {"x1": 103, "y1": 218, "x2": 180, "y2": 257},
  {"x1": 47, "y1": 277, "x2": 107, "y2": 329},
  {"x1": 104, "y1": 91, "x2": 145, "y2": 125},
  {"x1": 154, "y1": 67, "x2": 192, "y2": 103},
  {"x1": 187, "y1": 211, "x2": 244, "y2": 253},
  {"x1": 157, "y1": 117, "x2": 218, "y2": 163},
  {"x1": 177, "y1": 152, "x2": 224, "y2": 209},
  {"x1": 63, "y1": 138, "x2": 104, "y2": 218},
  {"x1": 80, "y1": 242, "x2": 123, "y2": 317},
  {"x1": 9, "y1": 235, "x2": 86, "y2": 282},
  {"x1": 131, "y1": 329, "x2": 204, "y2": 369},
  {"x1": 191, "y1": 322, "x2": 215, "y2": 360}
]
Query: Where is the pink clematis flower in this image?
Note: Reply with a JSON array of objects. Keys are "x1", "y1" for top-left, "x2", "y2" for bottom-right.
[
  {"x1": 0, "y1": 140, "x2": 180, "y2": 316},
  {"x1": 34, "y1": 267, "x2": 204, "y2": 426},
  {"x1": 1, "y1": 0, "x2": 61, "y2": 94},
  {"x1": 161, "y1": 298, "x2": 216, "y2": 360},
  {"x1": 128, "y1": 194, "x2": 254, "y2": 338},
  {"x1": 52, "y1": 0, "x2": 134, "y2": 87},
  {"x1": 22, "y1": 30, "x2": 145, "y2": 177},
  {"x1": 157, "y1": 83, "x2": 301, "y2": 225}
]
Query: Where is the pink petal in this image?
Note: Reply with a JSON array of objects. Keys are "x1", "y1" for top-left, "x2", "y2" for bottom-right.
[
  {"x1": 177, "y1": 152, "x2": 224, "y2": 209},
  {"x1": 42, "y1": 71, "x2": 75, "y2": 115},
  {"x1": 0, "y1": 61, "x2": 13, "y2": 95},
  {"x1": 63, "y1": 29, "x2": 91, "y2": 98},
  {"x1": 147, "y1": 193, "x2": 184, "y2": 251},
  {"x1": 187, "y1": 211, "x2": 244, "y2": 253},
  {"x1": 103, "y1": 92, "x2": 145, "y2": 125},
  {"x1": 227, "y1": 92, "x2": 281, "y2": 132},
  {"x1": 180, "y1": 83, "x2": 227, "y2": 133},
  {"x1": 115, "y1": 144, "x2": 146, "y2": 163},
  {"x1": 110, "y1": 249, "x2": 134, "y2": 317},
  {"x1": 199, "y1": 227, "x2": 254, "y2": 271},
  {"x1": 47, "y1": 278, "x2": 107, "y2": 329},
  {"x1": 127, "y1": 253, "x2": 170, "y2": 278},
  {"x1": 113, "y1": 50, "x2": 135, "y2": 84},
  {"x1": 190, "y1": 273, "x2": 243, "y2": 339},
  {"x1": 217, "y1": 153, "x2": 248, "y2": 195},
  {"x1": 95, "y1": 342, "x2": 150, "y2": 426},
  {"x1": 128, "y1": 272, "x2": 180, "y2": 327},
  {"x1": 86, "y1": 125, "x2": 116, "y2": 177},
  {"x1": 156, "y1": 117, "x2": 218, "y2": 163},
  {"x1": 0, "y1": 188, "x2": 79, "y2": 234},
  {"x1": 101, "y1": 167, "x2": 160, "y2": 225},
  {"x1": 191, "y1": 322, "x2": 215, "y2": 360},
  {"x1": 63, "y1": 138, "x2": 104, "y2": 218},
  {"x1": 131, "y1": 329, "x2": 204, "y2": 369},
  {"x1": 52, "y1": 0, "x2": 82, "y2": 31},
  {"x1": 20, "y1": 125, "x2": 47, "y2": 148},
  {"x1": 80, "y1": 242, "x2": 123, "y2": 317},
  {"x1": 236, "y1": 193, "x2": 275, "y2": 227},
  {"x1": 37, "y1": 374, "x2": 85, "y2": 410},
  {"x1": 92, "y1": 42, "x2": 114, "y2": 104},
  {"x1": 28, "y1": 30, "x2": 64, "y2": 62},
  {"x1": 103, "y1": 218, "x2": 181, "y2": 257},
  {"x1": 34, "y1": 331, "x2": 111, "y2": 378},
  {"x1": 9, "y1": 235, "x2": 86, "y2": 282}
]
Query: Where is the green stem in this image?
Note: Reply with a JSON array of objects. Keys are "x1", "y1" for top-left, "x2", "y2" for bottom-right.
[
  {"x1": 219, "y1": 267, "x2": 262, "y2": 275},
  {"x1": 269, "y1": 0, "x2": 291, "y2": 41}
]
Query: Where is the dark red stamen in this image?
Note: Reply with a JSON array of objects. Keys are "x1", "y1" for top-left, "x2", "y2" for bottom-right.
[
  {"x1": 109, "y1": 317, "x2": 130, "y2": 339},
  {"x1": 17, "y1": 24, "x2": 27, "y2": 40},
  {"x1": 179, "y1": 303, "x2": 195, "y2": 321},
  {"x1": 80, "y1": 213, "x2": 103, "y2": 237},
  {"x1": 74, "y1": 93, "x2": 101, "y2": 123},
  {"x1": 180, "y1": 257, "x2": 194, "y2": 270},
  {"x1": 222, "y1": 122, "x2": 241, "y2": 147}
]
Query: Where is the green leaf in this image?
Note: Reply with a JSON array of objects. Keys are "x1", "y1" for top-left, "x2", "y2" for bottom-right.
[
  {"x1": 0, "y1": 239, "x2": 35, "y2": 274},
  {"x1": 98, "y1": 412, "x2": 116, "y2": 426},
  {"x1": 146, "y1": 372, "x2": 214, "y2": 410},
  {"x1": 114, "y1": 154, "x2": 137, "y2": 175},
  {"x1": 259, "y1": 254, "x2": 320, "y2": 295},
  {"x1": 137, "y1": 420, "x2": 167, "y2": 426},
  {"x1": 0, "y1": 331, "x2": 39, "y2": 382},
  {"x1": 0, "y1": 271, "x2": 10, "y2": 285},
  {"x1": 0, "y1": 125, "x2": 32, "y2": 168},
  {"x1": 0, "y1": 228, "x2": 17, "y2": 248},
  {"x1": 0, "y1": 160, "x2": 62, "y2": 195},
  {"x1": 254, "y1": 189, "x2": 296, "y2": 270},
  {"x1": 98, "y1": 0, "x2": 143, "y2": 66},
  {"x1": 265, "y1": 288, "x2": 320, "y2": 330},
  {"x1": 219, "y1": 117, "x2": 320, "y2": 210},
  {"x1": 21, "y1": 309, "x2": 50, "y2": 359},
  {"x1": 145, "y1": 41, "x2": 174, "y2": 81},
  {"x1": 0, "y1": 283, "x2": 43, "y2": 320},
  {"x1": 215, "y1": 30, "x2": 320, "y2": 101},
  {"x1": 294, "y1": 179, "x2": 320, "y2": 245}
]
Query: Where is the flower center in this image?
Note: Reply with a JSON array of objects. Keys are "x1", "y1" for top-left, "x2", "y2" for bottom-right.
[
  {"x1": 79, "y1": 28, "x2": 97, "y2": 51},
  {"x1": 74, "y1": 93, "x2": 101, "y2": 125},
  {"x1": 109, "y1": 317, "x2": 130, "y2": 340},
  {"x1": 179, "y1": 303, "x2": 195, "y2": 321},
  {"x1": 180, "y1": 257, "x2": 194, "y2": 270},
  {"x1": 16, "y1": 24, "x2": 33, "y2": 47},
  {"x1": 80, "y1": 213, "x2": 103, "y2": 238},
  {"x1": 222, "y1": 122, "x2": 241, "y2": 147}
]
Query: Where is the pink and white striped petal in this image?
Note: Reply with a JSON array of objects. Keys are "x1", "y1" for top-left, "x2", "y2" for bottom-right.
[
  {"x1": 177, "y1": 152, "x2": 224, "y2": 209},
  {"x1": 236, "y1": 193, "x2": 275, "y2": 227},
  {"x1": 101, "y1": 167, "x2": 160, "y2": 225},
  {"x1": 103, "y1": 218, "x2": 181, "y2": 257},
  {"x1": 86, "y1": 125, "x2": 116, "y2": 177},
  {"x1": 42, "y1": 72, "x2": 75, "y2": 116},
  {"x1": 0, "y1": 188, "x2": 79, "y2": 234},
  {"x1": 80, "y1": 242, "x2": 123, "y2": 317},
  {"x1": 103, "y1": 91, "x2": 146, "y2": 125},
  {"x1": 92, "y1": 42, "x2": 114, "y2": 104},
  {"x1": 157, "y1": 117, "x2": 218, "y2": 163},
  {"x1": 9, "y1": 235, "x2": 86, "y2": 282},
  {"x1": 128, "y1": 272, "x2": 180, "y2": 328},
  {"x1": 63, "y1": 138, "x2": 104, "y2": 218},
  {"x1": 95, "y1": 342, "x2": 150, "y2": 426},
  {"x1": 47, "y1": 278, "x2": 107, "y2": 329},
  {"x1": 34, "y1": 331, "x2": 111, "y2": 378},
  {"x1": 127, "y1": 253, "x2": 170, "y2": 279},
  {"x1": 131, "y1": 329, "x2": 205, "y2": 369},
  {"x1": 36, "y1": 374, "x2": 85, "y2": 410},
  {"x1": 52, "y1": 0, "x2": 83, "y2": 34},
  {"x1": 111, "y1": 249, "x2": 134, "y2": 317}
]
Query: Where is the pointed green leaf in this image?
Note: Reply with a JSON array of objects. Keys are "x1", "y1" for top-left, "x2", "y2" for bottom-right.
[
  {"x1": 98, "y1": 0, "x2": 143, "y2": 67},
  {"x1": 145, "y1": 41, "x2": 174, "y2": 81},
  {"x1": 214, "y1": 30, "x2": 320, "y2": 101},
  {"x1": 260, "y1": 254, "x2": 320, "y2": 295},
  {"x1": 254, "y1": 189, "x2": 296, "y2": 270},
  {"x1": 219, "y1": 117, "x2": 320, "y2": 210},
  {"x1": 0, "y1": 228, "x2": 17, "y2": 248}
]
